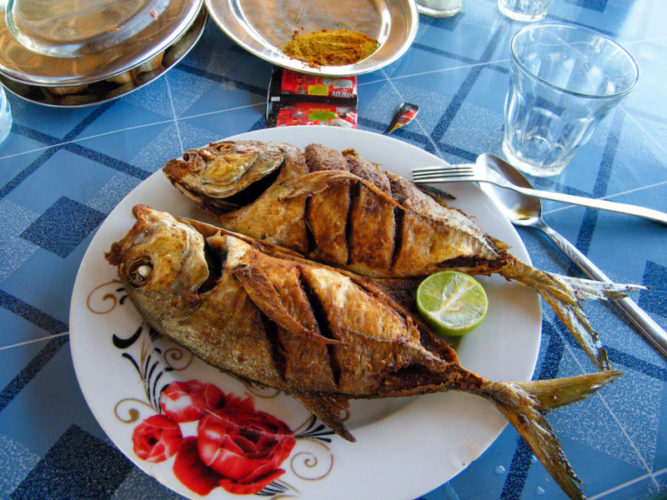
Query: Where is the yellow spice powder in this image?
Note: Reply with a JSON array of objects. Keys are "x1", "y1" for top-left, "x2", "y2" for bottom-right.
[{"x1": 283, "y1": 28, "x2": 379, "y2": 67}]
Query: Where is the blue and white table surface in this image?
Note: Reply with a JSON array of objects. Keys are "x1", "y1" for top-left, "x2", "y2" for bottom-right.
[{"x1": 1, "y1": 0, "x2": 665, "y2": 499}]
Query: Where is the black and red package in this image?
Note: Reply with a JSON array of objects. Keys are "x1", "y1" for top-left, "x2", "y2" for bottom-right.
[
  {"x1": 385, "y1": 102, "x2": 420, "y2": 134},
  {"x1": 266, "y1": 67, "x2": 358, "y2": 128}
]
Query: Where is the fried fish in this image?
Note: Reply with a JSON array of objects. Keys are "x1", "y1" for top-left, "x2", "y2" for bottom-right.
[
  {"x1": 163, "y1": 140, "x2": 641, "y2": 371},
  {"x1": 107, "y1": 205, "x2": 621, "y2": 500}
]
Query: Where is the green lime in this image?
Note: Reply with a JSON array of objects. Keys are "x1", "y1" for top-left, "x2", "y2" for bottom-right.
[{"x1": 416, "y1": 271, "x2": 488, "y2": 337}]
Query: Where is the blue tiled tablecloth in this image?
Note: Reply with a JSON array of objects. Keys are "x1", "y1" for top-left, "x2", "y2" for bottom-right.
[{"x1": 1, "y1": 0, "x2": 665, "y2": 499}]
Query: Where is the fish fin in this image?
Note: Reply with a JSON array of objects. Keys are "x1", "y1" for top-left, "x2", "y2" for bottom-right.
[
  {"x1": 173, "y1": 215, "x2": 224, "y2": 240},
  {"x1": 199, "y1": 222, "x2": 310, "y2": 261},
  {"x1": 415, "y1": 183, "x2": 456, "y2": 202},
  {"x1": 279, "y1": 170, "x2": 403, "y2": 208},
  {"x1": 546, "y1": 274, "x2": 645, "y2": 301},
  {"x1": 514, "y1": 370, "x2": 623, "y2": 411},
  {"x1": 499, "y1": 258, "x2": 635, "y2": 371},
  {"x1": 487, "y1": 235, "x2": 511, "y2": 252},
  {"x1": 277, "y1": 170, "x2": 354, "y2": 200},
  {"x1": 229, "y1": 259, "x2": 339, "y2": 345},
  {"x1": 483, "y1": 370, "x2": 622, "y2": 500},
  {"x1": 293, "y1": 393, "x2": 355, "y2": 442}
]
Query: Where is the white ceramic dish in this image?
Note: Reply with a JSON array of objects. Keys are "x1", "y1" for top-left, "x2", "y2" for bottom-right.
[{"x1": 69, "y1": 126, "x2": 541, "y2": 499}]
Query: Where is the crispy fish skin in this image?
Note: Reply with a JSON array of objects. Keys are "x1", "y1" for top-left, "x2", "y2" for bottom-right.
[
  {"x1": 166, "y1": 143, "x2": 506, "y2": 277},
  {"x1": 163, "y1": 141, "x2": 642, "y2": 371},
  {"x1": 107, "y1": 205, "x2": 621, "y2": 500}
]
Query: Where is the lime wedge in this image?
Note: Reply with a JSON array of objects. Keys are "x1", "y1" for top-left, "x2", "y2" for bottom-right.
[{"x1": 416, "y1": 271, "x2": 488, "y2": 337}]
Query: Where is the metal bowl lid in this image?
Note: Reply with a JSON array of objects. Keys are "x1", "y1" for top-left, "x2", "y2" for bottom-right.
[{"x1": 0, "y1": 0, "x2": 203, "y2": 86}]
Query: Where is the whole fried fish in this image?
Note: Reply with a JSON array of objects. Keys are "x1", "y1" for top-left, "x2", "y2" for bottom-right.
[
  {"x1": 107, "y1": 205, "x2": 621, "y2": 500},
  {"x1": 163, "y1": 140, "x2": 641, "y2": 371}
]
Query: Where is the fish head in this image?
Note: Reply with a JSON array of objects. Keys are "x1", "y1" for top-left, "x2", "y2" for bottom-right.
[
  {"x1": 162, "y1": 141, "x2": 285, "y2": 214},
  {"x1": 106, "y1": 205, "x2": 211, "y2": 310}
]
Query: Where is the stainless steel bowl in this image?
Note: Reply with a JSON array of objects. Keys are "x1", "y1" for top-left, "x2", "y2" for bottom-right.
[
  {"x1": 0, "y1": 0, "x2": 204, "y2": 107},
  {"x1": 205, "y1": 0, "x2": 418, "y2": 77}
]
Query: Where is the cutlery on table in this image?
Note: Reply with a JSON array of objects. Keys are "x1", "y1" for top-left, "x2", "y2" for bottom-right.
[
  {"x1": 425, "y1": 153, "x2": 667, "y2": 358},
  {"x1": 412, "y1": 154, "x2": 667, "y2": 225}
]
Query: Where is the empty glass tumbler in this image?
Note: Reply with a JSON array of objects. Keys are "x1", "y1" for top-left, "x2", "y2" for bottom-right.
[
  {"x1": 503, "y1": 23, "x2": 639, "y2": 176},
  {"x1": 416, "y1": 0, "x2": 462, "y2": 18},
  {"x1": 498, "y1": 0, "x2": 552, "y2": 22}
]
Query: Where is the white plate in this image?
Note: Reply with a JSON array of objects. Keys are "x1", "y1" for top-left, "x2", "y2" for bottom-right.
[{"x1": 69, "y1": 126, "x2": 541, "y2": 500}]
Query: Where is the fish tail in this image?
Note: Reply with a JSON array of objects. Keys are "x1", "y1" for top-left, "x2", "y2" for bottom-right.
[
  {"x1": 499, "y1": 259, "x2": 642, "y2": 371},
  {"x1": 547, "y1": 273, "x2": 645, "y2": 301},
  {"x1": 480, "y1": 370, "x2": 622, "y2": 500}
]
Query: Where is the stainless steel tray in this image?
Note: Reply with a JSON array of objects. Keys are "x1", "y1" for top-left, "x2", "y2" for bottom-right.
[
  {"x1": 205, "y1": 0, "x2": 417, "y2": 76},
  {"x1": 0, "y1": 0, "x2": 203, "y2": 86},
  {"x1": 1, "y1": 8, "x2": 207, "y2": 108}
]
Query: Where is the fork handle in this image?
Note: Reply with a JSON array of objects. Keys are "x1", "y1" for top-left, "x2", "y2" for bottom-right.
[
  {"x1": 538, "y1": 223, "x2": 667, "y2": 358},
  {"x1": 500, "y1": 184, "x2": 667, "y2": 225}
]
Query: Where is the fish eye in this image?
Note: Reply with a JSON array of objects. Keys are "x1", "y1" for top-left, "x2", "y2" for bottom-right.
[{"x1": 127, "y1": 258, "x2": 153, "y2": 287}]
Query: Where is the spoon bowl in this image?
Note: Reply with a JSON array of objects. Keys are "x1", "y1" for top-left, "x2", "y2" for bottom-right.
[
  {"x1": 476, "y1": 153, "x2": 667, "y2": 358},
  {"x1": 476, "y1": 153, "x2": 543, "y2": 227}
]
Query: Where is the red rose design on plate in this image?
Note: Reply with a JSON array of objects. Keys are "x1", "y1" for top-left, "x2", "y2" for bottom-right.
[
  {"x1": 132, "y1": 414, "x2": 183, "y2": 462},
  {"x1": 174, "y1": 437, "x2": 223, "y2": 496},
  {"x1": 160, "y1": 380, "x2": 225, "y2": 422},
  {"x1": 133, "y1": 380, "x2": 297, "y2": 496},
  {"x1": 197, "y1": 396, "x2": 296, "y2": 494}
]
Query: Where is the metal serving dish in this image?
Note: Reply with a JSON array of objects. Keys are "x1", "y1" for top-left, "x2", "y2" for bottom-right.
[
  {"x1": 0, "y1": 0, "x2": 204, "y2": 107},
  {"x1": 205, "y1": 0, "x2": 418, "y2": 77}
]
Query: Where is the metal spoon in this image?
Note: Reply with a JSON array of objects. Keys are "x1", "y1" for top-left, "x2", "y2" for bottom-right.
[{"x1": 477, "y1": 152, "x2": 667, "y2": 358}]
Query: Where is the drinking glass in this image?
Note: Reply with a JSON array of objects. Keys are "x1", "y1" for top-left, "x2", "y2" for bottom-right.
[
  {"x1": 498, "y1": 0, "x2": 551, "y2": 22},
  {"x1": 0, "y1": 86, "x2": 12, "y2": 145},
  {"x1": 502, "y1": 23, "x2": 639, "y2": 177},
  {"x1": 416, "y1": 0, "x2": 462, "y2": 18}
]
